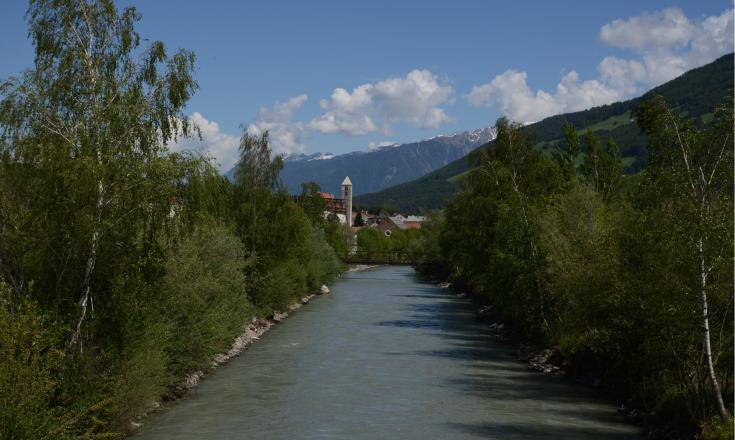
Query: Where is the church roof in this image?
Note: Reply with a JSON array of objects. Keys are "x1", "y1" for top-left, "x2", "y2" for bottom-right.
[{"x1": 342, "y1": 176, "x2": 352, "y2": 186}]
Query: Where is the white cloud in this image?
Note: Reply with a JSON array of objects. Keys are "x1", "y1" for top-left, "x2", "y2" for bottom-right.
[
  {"x1": 169, "y1": 112, "x2": 240, "y2": 172},
  {"x1": 310, "y1": 85, "x2": 377, "y2": 135},
  {"x1": 246, "y1": 94, "x2": 309, "y2": 155},
  {"x1": 466, "y1": 70, "x2": 623, "y2": 123},
  {"x1": 309, "y1": 69, "x2": 454, "y2": 135},
  {"x1": 169, "y1": 95, "x2": 310, "y2": 172},
  {"x1": 600, "y1": 8, "x2": 694, "y2": 50},
  {"x1": 367, "y1": 141, "x2": 397, "y2": 151},
  {"x1": 599, "y1": 8, "x2": 734, "y2": 90},
  {"x1": 466, "y1": 7, "x2": 734, "y2": 123}
]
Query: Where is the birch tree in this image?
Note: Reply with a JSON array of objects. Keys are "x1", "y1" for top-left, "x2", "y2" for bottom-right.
[
  {"x1": 634, "y1": 95, "x2": 733, "y2": 422},
  {"x1": 0, "y1": 0, "x2": 199, "y2": 350},
  {"x1": 472, "y1": 118, "x2": 563, "y2": 331}
]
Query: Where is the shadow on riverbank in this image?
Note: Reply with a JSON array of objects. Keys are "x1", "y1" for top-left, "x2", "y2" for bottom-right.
[{"x1": 378, "y1": 277, "x2": 639, "y2": 440}]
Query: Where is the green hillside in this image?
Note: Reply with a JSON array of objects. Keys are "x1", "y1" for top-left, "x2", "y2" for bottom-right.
[{"x1": 354, "y1": 53, "x2": 734, "y2": 213}]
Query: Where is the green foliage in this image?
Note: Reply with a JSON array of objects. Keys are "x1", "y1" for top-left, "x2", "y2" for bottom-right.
[
  {"x1": 408, "y1": 212, "x2": 447, "y2": 277},
  {"x1": 160, "y1": 219, "x2": 250, "y2": 377},
  {"x1": 0, "y1": 0, "x2": 202, "y2": 349},
  {"x1": 553, "y1": 121, "x2": 580, "y2": 181},
  {"x1": 355, "y1": 226, "x2": 420, "y2": 262},
  {"x1": 299, "y1": 181, "x2": 328, "y2": 226},
  {"x1": 0, "y1": 2, "x2": 344, "y2": 439},
  {"x1": 580, "y1": 131, "x2": 624, "y2": 201},
  {"x1": 356, "y1": 227, "x2": 392, "y2": 256},
  {"x1": 354, "y1": 211, "x2": 365, "y2": 227},
  {"x1": 0, "y1": 283, "x2": 68, "y2": 440},
  {"x1": 230, "y1": 130, "x2": 341, "y2": 314},
  {"x1": 633, "y1": 94, "x2": 734, "y2": 424},
  {"x1": 414, "y1": 98, "x2": 734, "y2": 436}
]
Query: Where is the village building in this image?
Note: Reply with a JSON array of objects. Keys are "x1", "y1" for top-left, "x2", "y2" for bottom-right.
[
  {"x1": 297, "y1": 177, "x2": 424, "y2": 231},
  {"x1": 307, "y1": 176, "x2": 354, "y2": 225},
  {"x1": 368, "y1": 215, "x2": 407, "y2": 236},
  {"x1": 403, "y1": 215, "x2": 426, "y2": 229}
]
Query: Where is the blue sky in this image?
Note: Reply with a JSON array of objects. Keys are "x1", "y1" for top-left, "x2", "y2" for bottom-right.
[{"x1": 0, "y1": 1, "x2": 732, "y2": 171}]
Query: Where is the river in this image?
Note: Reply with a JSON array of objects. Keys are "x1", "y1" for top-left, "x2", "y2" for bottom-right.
[{"x1": 134, "y1": 266, "x2": 640, "y2": 440}]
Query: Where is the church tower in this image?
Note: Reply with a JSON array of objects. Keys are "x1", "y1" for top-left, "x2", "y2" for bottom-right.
[{"x1": 341, "y1": 176, "x2": 353, "y2": 226}]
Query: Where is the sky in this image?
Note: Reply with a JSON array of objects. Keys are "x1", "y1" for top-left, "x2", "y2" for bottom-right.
[{"x1": 0, "y1": 1, "x2": 732, "y2": 171}]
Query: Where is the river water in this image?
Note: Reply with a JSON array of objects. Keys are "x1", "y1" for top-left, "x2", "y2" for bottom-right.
[{"x1": 135, "y1": 266, "x2": 640, "y2": 440}]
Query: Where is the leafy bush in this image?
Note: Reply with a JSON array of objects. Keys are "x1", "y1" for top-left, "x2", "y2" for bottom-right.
[{"x1": 161, "y1": 219, "x2": 250, "y2": 377}]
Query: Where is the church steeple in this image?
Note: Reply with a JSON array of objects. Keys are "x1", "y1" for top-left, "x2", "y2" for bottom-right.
[{"x1": 341, "y1": 176, "x2": 353, "y2": 226}]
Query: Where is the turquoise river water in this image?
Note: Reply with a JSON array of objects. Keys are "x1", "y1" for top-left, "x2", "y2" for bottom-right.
[{"x1": 134, "y1": 266, "x2": 640, "y2": 440}]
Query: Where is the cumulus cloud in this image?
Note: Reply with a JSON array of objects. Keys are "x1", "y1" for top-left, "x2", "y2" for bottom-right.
[
  {"x1": 309, "y1": 84, "x2": 377, "y2": 135},
  {"x1": 309, "y1": 69, "x2": 454, "y2": 136},
  {"x1": 169, "y1": 112, "x2": 240, "y2": 172},
  {"x1": 599, "y1": 8, "x2": 734, "y2": 89},
  {"x1": 467, "y1": 70, "x2": 623, "y2": 123},
  {"x1": 246, "y1": 94, "x2": 309, "y2": 155},
  {"x1": 466, "y1": 7, "x2": 733, "y2": 123},
  {"x1": 169, "y1": 96, "x2": 309, "y2": 171},
  {"x1": 600, "y1": 8, "x2": 694, "y2": 50}
]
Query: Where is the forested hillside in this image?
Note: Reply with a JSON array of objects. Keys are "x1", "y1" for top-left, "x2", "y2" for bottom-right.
[{"x1": 354, "y1": 53, "x2": 734, "y2": 212}]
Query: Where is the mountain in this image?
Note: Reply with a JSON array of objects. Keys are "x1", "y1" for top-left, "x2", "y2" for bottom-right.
[
  {"x1": 354, "y1": 53, "x2": 734, "y2": 213},
  {"x1": 268, "y1": 127, "x2": 495, "y2": 196}
]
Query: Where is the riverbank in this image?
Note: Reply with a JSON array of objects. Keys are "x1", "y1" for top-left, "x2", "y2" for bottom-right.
[
  {"x1": 346, "y1": 264, "x2": 379, "y2": 272},
  {"x1": 129, "y1": 264, "x2": 378, "y2": 434},
  {"x1": 434, "y1": 280, "x2": 694, "y2": 440},
  {"x1": 127, "y1": 286, "x2": 329, "y2": 434}
]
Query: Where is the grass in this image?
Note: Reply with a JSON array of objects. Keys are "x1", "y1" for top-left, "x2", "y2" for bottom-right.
[{"x1": 578, "y1": 111, "x2": 633, "y2": 133}]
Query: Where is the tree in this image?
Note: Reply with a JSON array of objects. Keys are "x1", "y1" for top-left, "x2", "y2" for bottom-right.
[
  {"x1": 234, "y1": 131, "x2": 283, "y2": 192},
  {"x1": 299, "y1": 181, "x2": 327, "y2": 226},
  {"x1": 469, "y1": 117, "x2": 564, "y2": 331},
  {"x1": 233, "y1": 130, "x2": 285, "y2": 252},
  {"x1": 554, "y1": 120, "x2": 580, "y2": 180},
  {"x1": 598, "y1": 136, "x2": 624, "y2": 202},
  {"x1": 580, "y1": 131, "x2": 624, "y2": 202},
  {"x1": 0, "y1": 0, "x2": 199, "y2": 350},
  {"x1": 634, "y1": 95, "x2": 733, "y2": 423},
  {"x1": 580, "y1": 130, "x2": 603, "y2": 192},
  {"x1": 354, "y1": 211, "x2": 365, "y2": 227}
]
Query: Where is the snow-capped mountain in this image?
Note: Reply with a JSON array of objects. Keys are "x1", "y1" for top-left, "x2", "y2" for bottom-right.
[
  {"x1": 276, "y1": 127, "x2": 496, "y2": 196},
  {"x1": 283, "y1": 152, "x2": 336, "y2": 163}
]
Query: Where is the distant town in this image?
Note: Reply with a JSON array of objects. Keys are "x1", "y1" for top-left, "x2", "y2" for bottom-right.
[{"x1": 315, "y1": 176, "x2": 426, "y2": 234}]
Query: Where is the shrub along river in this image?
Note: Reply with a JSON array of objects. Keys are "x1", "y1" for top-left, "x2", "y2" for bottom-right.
[{"x1": 134, "y1": 266, "x2": 640, "y2": 440}]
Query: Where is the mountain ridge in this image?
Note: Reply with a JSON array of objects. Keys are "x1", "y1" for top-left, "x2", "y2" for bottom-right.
[{"x1": 226, "y1": 127, "x2": 496, "y2": 196}]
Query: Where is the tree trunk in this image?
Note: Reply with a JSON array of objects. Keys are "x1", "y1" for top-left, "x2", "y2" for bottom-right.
[
  {"x1": 69, "y1": 181, "x2": 104, "y2": 351},
  {"x1": 698, "y1": 238, "x2": 730, "y2": 422}
]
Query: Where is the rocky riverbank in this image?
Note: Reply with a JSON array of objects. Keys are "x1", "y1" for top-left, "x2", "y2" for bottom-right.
[
  {"x1": 176, "y1": 293, "x2": 319, "y2": 394},
  {"x1": 129, "y1": 286, "x2": 330, "y2": 433},
  {"x1": 130, "y1": 265, "x2": 375, "y2": 433},
  {"x1": 347, "y1": 264, "x2": 379, "y2": 272},
  {"x1": 436, "y1": 281, "x2": 678, "y2": 437},
  {"x1": 439, "y1": 282, "x2": 570, "y2": 376}
]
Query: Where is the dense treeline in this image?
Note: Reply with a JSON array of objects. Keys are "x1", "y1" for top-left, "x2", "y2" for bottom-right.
[
  {"x1": 354, "y1": 227, "x2": 420, "y2": 262},
  {"x1": 0, "y1": 2, "x2": 343, "y2": 438},
  {"x1": 412, "y1": 98, "x2": 734, "y2": 438}
]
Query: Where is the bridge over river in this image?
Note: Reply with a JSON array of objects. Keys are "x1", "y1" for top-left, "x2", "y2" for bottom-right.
[
  {"x1": 340, "y1": 251, "x2": 413, "y2": 265},
  {"x1": 134, "y1": 266, "x2": 639, "y2": 440}
]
